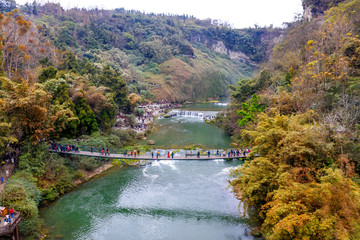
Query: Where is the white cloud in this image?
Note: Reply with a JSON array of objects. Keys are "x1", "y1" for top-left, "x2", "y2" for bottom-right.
[{"x1": 16, "y1": 0, "x2": 303, "y2": 28}]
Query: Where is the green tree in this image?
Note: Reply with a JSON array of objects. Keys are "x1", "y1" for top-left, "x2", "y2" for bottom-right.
[
  {"x1": 43, "y1": 78, "x2": 79, "y2": 138},
  {"x1": 99, "y1": 65, "x2": 129, "y2": 110},
  {"x1": 0, "y1": 121, "x2": 17, "y2": 156},
  {"x1": 237, "y1": 94, "x2": 265, "y2": 126},
  {"x1": 73, "y1": 96, "x2": 98, "y2": 136},
  {"x1": 38, "y1": 66, "x2": 58, "y2": 82},
  {"x1": 2, "y1": 171, "x2": 42, "y2": 237},
  {"x1": 59, "y1": 51, "x2": 79, "y2": 72}
]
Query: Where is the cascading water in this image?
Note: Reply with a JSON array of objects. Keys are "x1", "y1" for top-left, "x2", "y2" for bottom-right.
[
  {"x1": 168, "y1": 110, "x2": 217, "y2": 120},
  {"x1": 176, "y1": 110, "x2": 204, "y2": 118}
]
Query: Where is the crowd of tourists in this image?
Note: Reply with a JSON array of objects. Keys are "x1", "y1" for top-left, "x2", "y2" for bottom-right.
[
  {"x1": 150, "y1": 151, "x2": 175, "y2": 159},
  {"x1": 183, "y1": 149, "x2": 251, "y2": 158},
  {"x1": 114, "y1": 99, "x2": 181, "y2": 133},
  {"x1": 1, "y1": 208, "x2": 15, "y2": 226},
  {"x1": 90, "y1": 147, "x2": 111, "y2": 156},
  {"x1": 50, "y1": 143, "x2": 80, "y2": 152},
  {"x1": 224, "y1": 149, "x2": 250, "y2": 158},
  {"x1": 123, "y1": 150, "x2": 141, "y2": 157},
  {"x1": 50, "y1": 144, "x2": 251, "y2": 159},
  {"x1": 121, "y1": 149, "x2": 251, "y2": 159},
  {"x1": 51, "y1": 143, "x2": 114, "y2": 156}
]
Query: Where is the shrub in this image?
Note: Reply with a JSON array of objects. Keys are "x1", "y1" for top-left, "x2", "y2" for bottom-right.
[{"x1": 2, "y1": 171, "x2": 42, "y2": 237}]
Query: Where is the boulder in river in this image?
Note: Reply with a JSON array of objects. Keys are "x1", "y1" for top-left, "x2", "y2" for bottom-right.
[{"x1": 148, "y1": 140, "x2": 155, "y2": 145}]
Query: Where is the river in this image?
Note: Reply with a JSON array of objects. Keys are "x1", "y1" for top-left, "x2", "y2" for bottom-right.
[
  {"x1": 41, "y1": 102, "x2": 254, "y2": 240},
  {"x1": 136, "y1": 101, "x2": 231, "y2": 149}
]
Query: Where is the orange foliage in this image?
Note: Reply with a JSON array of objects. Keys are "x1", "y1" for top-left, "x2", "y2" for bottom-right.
[
  {"x1": 19, "y1": 44, "x2": 26, "y2": 51},
  {"x1": 0, "y1": 11, "x2": 59, "y2": 79},
  {"x1": 0, "y1": 77, "x2": 53, "y2": 143},
  {"x1": 337, "y1": 154, "x2": 355, "y2": 177},
  {"x1": 24, "y1": 55, "x2": 31, "y2": 61},
  {"x1": 128, "y1": 93, "x2": 141, "y2": 111}
]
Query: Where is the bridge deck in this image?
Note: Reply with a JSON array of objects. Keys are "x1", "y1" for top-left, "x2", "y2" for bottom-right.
[{"x1": 50, "y1": 150, "x2": 249, "y2": 161}]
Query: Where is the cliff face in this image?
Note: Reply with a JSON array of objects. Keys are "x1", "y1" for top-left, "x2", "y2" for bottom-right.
[
  {"x1": 302, "y1": 0, "x2": 347, "y2": 20},
  {"x1": 189, "y1": 27, "x2": 284, "y2": 64},
  {"x1": 211, "y1": 41, "x2": 253, "y2": 63}
]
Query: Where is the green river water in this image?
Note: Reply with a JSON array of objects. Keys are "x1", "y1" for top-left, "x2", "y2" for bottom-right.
[
  {"x1": 136, "y1": 102, "x2": 231, "y2": 149},
  {"x1": 41, "y1": 103, "x2": 254, "y2": 240}
]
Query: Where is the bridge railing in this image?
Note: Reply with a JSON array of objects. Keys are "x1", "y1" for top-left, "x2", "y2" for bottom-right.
[
  {"x1": 49, "y1": 149, "x2": 253, "y2": 160},
  {"x1": 50, "y1": 144, "x2": 250, "y2": 158}
]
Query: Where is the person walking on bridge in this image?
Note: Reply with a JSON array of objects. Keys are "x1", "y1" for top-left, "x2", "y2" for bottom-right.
[
  {"x1": 152, "y1": 151, "x2": 154, "y2": 158},
  {"x1": 168, "y1": 152, "x2": 170, "y2": 158},
  {"x1": 197, "y1": 151, "x2": 200, "y2": 158},
  {"x1": 171, "y1": 151, "x2": 174, "y2": 159}
]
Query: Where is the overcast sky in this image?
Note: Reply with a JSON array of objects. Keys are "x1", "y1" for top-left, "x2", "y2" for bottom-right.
[{"x1": 16, "y1": 0, "x2": 303, "y2": 28}]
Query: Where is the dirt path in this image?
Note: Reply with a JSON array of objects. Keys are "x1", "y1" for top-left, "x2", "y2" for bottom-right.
[{"x1": 0, "y1": 164, "x2": 15, "y2": 195}]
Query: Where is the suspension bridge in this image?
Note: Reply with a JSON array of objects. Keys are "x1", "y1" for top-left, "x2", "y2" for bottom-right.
[{"x1": 49, "y1": 149, "x2": 251, "y2": 161}]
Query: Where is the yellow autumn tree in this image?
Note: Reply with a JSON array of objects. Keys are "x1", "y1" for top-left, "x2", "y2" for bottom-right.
[{"x1": 229, "y1": 110, "x2": 360, "y2": 238}]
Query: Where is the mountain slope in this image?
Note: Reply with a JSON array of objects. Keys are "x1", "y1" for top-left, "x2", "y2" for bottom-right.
[{"x1": 24, "y1": 3, "x2": 282, "y2": 101}]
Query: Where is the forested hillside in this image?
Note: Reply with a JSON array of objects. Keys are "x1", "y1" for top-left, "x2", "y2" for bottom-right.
[
  {"x1": 225, "y1": 0, "x2": 360, "y2": 238},
  {"x1": 20, "y1": 2, "x2": 282, "y2": 101}
]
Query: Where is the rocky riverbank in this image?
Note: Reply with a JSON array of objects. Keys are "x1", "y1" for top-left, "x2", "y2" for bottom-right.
[
  {"x1": 114, "y1": 101, "x2": 180, "y2": 134},
  {"x1": 73, "y1": 162, "x2": 116, "y2": 187}
]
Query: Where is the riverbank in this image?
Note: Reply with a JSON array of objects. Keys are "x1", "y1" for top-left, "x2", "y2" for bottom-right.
[
  {"x1": 114, "y1": 101, "x2": 179, "y2": 134},
  {"x1": 73, "y1": 161, "x2": 116, "y2": 187}
]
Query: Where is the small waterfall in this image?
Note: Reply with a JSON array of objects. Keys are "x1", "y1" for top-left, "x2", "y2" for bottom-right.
[
  {"x1": 176, "y1": 111, "x2": 204, "y2": 118},
  {"x1": 214, "y1": 103, "x2": 229, "y2": 106},
  {"x1": 166, "y1": 110, "x2": 218, "y2": 120}
]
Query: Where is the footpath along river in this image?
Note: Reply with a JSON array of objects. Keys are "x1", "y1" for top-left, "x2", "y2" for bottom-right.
[{"x1": 41, "y1": 102, "x2": 254, "y2": 240}]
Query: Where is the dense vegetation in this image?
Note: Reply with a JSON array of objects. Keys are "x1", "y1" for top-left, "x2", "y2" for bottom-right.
[
  {"x1": 225, "y1": 0, "x2": 360, "y2": 238},
  {"x1": 0, "y1": 1, "x2": 282, "y2": 238},
  {"x1": 302, "y1": 0, "x2": 347, "y2": 15},
  {"x1": 0, "y1": 13, "x2": 132, "y2": 232},
  {"x1": 19, "y1": 2, "x2": 281, "y2": 102},
  {"x1": 2, "y1": 0, "x2": 359, "y2": 238}
]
